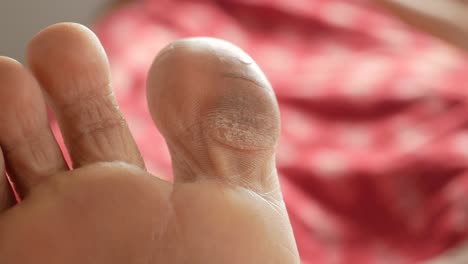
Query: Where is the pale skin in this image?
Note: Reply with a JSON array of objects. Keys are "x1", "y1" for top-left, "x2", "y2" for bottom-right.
[
  {"x1": 0, "y1": 2, "x2": 465, "y2": 263},
  {"x1": 0, "y1": 24, "x2": 298, "y2": 263}
]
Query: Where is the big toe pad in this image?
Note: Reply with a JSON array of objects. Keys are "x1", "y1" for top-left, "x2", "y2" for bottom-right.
[{"x1": 147, "y1": 38, "x2": 280, "y2": 190}]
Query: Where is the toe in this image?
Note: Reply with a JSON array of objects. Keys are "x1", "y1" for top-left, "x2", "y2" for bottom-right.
[
  {"x1": 0, "y1": 148, "x2": 14, "y2": 212},
  {"x1": 0, "y1": 56, "x2": 67, "y2": 197},
  {"x1": 147, "y1": 38, "x2": 281, "y2": 194},
  {"x1": 27, "y1": 23, "x2": 144, "y2": 169}
]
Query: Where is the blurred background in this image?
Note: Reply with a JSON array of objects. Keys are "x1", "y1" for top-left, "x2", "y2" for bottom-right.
[
  {"x1": 0, "y1": 0, "x2": 113, "y2": 62},
  {"x1": 1, "y1": 0, "x2": 468, "y2": 263}
]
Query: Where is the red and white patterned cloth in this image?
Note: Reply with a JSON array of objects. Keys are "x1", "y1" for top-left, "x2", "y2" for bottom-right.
[{"x1": 90, "y1": 0, "x2": 468, "y2": 262}]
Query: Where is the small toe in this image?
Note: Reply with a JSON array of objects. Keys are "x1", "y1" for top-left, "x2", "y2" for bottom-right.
[
  {"x1": 27, "y1": 23, "x2": 144, "y2": 169},
  {"x1": 0, "y1": 56, "x2": 67, "y2": 197}
]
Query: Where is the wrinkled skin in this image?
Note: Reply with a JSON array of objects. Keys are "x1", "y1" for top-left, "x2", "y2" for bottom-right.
[{"x1": 0, "y1": 23, "x2": 299, "y2": 263}]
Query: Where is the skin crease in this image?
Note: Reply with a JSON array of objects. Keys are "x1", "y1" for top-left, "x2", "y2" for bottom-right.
[{"x1": 0, "y1": 23, "x2": 299, "y2": 263}]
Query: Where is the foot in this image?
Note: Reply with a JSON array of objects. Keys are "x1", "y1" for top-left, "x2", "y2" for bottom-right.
[{"x1": 0, "y1": 23, "x2": 299, "y2": 263}]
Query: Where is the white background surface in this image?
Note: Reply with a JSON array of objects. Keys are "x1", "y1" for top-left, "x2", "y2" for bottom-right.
[{"x1": 0, "y1": 0, "x2": 114, "y2": 62}]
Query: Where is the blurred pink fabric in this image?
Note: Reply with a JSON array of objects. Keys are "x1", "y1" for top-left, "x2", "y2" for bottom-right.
[{"x1": 87, "y1": 0, "x2": 468, "y2": 262}]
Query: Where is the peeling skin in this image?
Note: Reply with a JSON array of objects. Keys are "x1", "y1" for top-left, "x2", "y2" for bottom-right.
[
  {"x1": 206, "y1": 110, "x2": 277, "y2": 151},
  {"x1": 199, "y1": 41, "x2": 279, "y2": 152}
]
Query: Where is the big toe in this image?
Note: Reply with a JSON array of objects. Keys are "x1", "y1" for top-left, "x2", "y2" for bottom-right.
[{"x1": 147, "y1": 38, "x2": 281, "y2": 193}]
